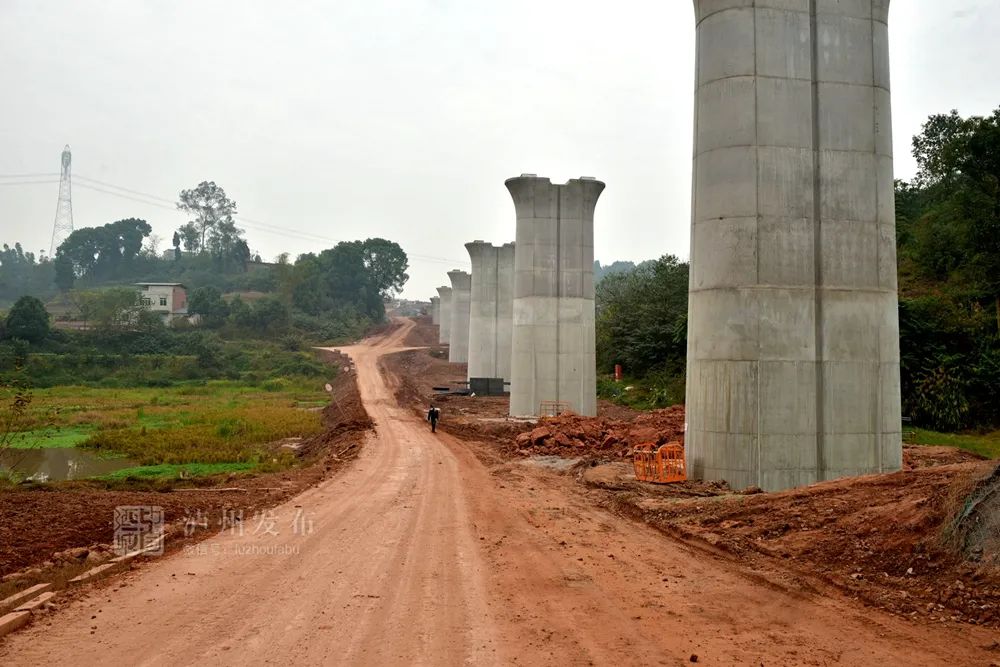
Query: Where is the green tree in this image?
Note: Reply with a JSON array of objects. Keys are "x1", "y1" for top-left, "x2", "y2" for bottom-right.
[
  {"x1": 228, "y1": 296, "x2": 289, "y2": 338},
  {"x1": 593, "y1": 260, "x2": 638, "y2": 284},
  {"x1": 278, "y1": 239, "x2": 408, "y2": 323},
  {"x1": 73, "y1": 287, "x2": 145, "y2": 332},
  {"x1": 205, "y1": 219, "x2": 251, "y2": 272},
  {"x1": 53, "y1": 253, "x2": 75, "y2": 291},
  {"x1": 359, "y1": 238, "x2": 409, "y2": 298},
  {"x1": 251, "y1": 297, "x2": 290, "y2": 336},
  {"x1": 55, "y1": 218, "x2": 152, "y2": 283},
  {"x1": 176, "y1": 181, "x2": 237, "y2": 252},
  {"x1": 227, "y1": 294, "x2": 252, "y2": 326},
  {"x1": 5, "y1": 295, "x2": 50, "y2": 343},
  {"x1": 178, "y1": 222, "x2": 201, "y2": 253},
  {"x1": 188, "y1": 286, "x2": 230, "y2": 328},
  {"x1": 0, "y1": 243, "x2": 57, "y2": 303},
  {"x1": 595, "y1": 255, "x2": 689, "y2": 378}
]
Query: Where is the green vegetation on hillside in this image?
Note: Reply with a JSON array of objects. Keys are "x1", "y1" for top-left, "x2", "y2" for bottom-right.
[{"x1": 896, "y1": 107, "x2": 1000, "y2": 431}]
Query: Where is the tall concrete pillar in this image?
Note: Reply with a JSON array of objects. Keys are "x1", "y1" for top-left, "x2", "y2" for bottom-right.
[
  {"x1": 436, "y1": 286, "x2": 452, "y2": 345},
  {"x1": 430, "y1": 296, "x2": 440, "y2": 325},
  {"x1": 506, "y1": 175, "x2": 604, "y2": 417},
  {"x1": 687, "y1": 0, "x2": 901, "y2": 491},
  {"x1": 466, "y1": 241, "x2": 515, "y2": 382},
  {"x1": 447, "y1": 270, "x2": 472, "y2": 363}
]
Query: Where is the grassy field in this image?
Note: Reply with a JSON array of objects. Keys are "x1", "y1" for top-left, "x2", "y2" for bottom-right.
[
  {"x1": 6, "y1": 426, "x2": 93, "y2": 449},
  {"x1": 97, "y1": 462, "x2": 258, "y2": 480},
  {"x1": 909, "y1": 428, "x2": 1000, "y2": 460},
  {"x1": 4, "y1": 379, "x2": 329, "y2": 478}
]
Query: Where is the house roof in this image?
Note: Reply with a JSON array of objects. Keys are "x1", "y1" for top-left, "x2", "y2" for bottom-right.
[{"x1": 135, "y1": 282, "x2": 186, "y2": 288}]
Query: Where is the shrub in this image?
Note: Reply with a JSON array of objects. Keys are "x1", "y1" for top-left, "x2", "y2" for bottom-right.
[{"x1": 4, "y1": 296, "x2": 49, "y2": 343}]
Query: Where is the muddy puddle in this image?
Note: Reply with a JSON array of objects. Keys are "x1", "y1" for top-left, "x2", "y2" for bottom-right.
[{"x1": 0, "y1": 448, "x2": 139, "y2": 482}]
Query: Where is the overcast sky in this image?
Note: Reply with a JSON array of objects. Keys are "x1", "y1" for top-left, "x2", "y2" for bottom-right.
[{"x1": 2, "y1": 0, "x2": 998, "y2": 299}]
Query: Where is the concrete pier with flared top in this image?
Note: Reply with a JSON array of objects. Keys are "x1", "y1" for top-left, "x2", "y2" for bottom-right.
[
  {"x1": 466, "y1": 241, "x2": 515, "y2": 382},
  {"x1": 686, "y1": 0, "x2": 901, "y2": 491},
  {"x1": 447, "y1": 270, "x2": 472, "y2": 363},
  {"x1": 430, "y1": 296, "x2": 440, "y2": 325},
  {"x1": 506, "y1": 175, "x2": 604, "y2": 417},
  {"x1": 436, "y1": 286, "x2": 452, "y2": 345}
]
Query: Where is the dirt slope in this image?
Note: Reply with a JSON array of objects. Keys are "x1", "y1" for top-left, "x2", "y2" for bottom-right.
[{"x1": 2, "y1": 319, "x2": 997, "y2": 665}]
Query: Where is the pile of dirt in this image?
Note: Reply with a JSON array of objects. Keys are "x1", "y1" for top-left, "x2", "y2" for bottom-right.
[
  {"x1": 0, "y1": 347, "x2": 372, "y2": 581},
  {"x1": 512, "y1": 406, "x2": 685, "y2": 458},
  {"x1": 608, "y1": 461, "x2": 1000, "y2": 628},
  {"x1": 903, "y1": 444, "x2": 985, "y2": 469},
  {"x1": 300, "y1": 349, "x2": 372, "y2": 461}
]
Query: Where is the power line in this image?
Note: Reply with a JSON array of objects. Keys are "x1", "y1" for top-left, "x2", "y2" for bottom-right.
[
  {"x1": 0, "y1": 180, "x2": 59, "y2": 187},
  {"x1": 0, "y1": 172, "x2": 60, "y2": 179},
  {"x1": 29, "y1": 172, "x2": 471, "y2": 266},
  {"x1": 74, "y1": 182, "x2": 177, "y2": 212},
  {"x1": 75, "y1": 175, "x2": 177, "y2": 205}
]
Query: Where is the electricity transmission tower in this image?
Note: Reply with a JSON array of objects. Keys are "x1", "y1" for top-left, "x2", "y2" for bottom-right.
[{"x1": 49, "y1": 145, "x2": 74, "y2": 255}]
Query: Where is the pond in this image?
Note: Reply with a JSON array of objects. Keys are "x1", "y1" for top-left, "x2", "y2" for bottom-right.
[{"x1": 0, "y1": 447, "x2": 139, "y2": 482}]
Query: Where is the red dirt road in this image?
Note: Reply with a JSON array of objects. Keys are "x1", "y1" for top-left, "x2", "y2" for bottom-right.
[{"x1": 1, "y1": 320, "x2": 995, "y2": 665}]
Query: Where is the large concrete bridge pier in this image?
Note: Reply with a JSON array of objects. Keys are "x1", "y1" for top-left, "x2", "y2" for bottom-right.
[
  {"x1": 435, "y1": 286, "x2": 452, "y2": 345},
  {"x1": 506, "y1": 175, "x2": 604, "y2": 417},
  {"x1": 466, "y1": 241, "x2": 515, "y2": 383},
  {"x1": 686, "y1": 0, "x2": 901, "y2": 491},
  {"x1": 447, "y1": 270, "x2": 472, "y2": 363}
]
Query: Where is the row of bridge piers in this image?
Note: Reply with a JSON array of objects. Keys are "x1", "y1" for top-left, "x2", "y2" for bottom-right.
[{"x1": 429, "y1": 175, "x2": 604, "y2": 419}]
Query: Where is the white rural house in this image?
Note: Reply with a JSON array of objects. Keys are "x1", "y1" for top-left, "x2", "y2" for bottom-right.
[{"x1": 136, "y1": 283, "x2": 188, "y2": 322}]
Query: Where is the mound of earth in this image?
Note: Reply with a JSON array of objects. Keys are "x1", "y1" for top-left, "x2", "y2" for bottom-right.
[
  {"x1": 607, "y1": 460, "x2": 1000, "y2": 628},
  {"x1": 512, "y1": 406, "x2": 686, "y2": 458}
]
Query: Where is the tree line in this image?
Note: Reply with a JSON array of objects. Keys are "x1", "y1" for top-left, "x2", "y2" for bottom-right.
[
  {"x1": 1, "y1": 180, "x2": 409, "y2": 345},
  {"x1": 895, "y1": 107, "x2": 1000, "y2": 430}
]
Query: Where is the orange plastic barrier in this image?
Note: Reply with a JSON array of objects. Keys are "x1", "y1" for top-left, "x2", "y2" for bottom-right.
[{"x1": 632, "y1": 442, "x2": 686, "y2": 484}]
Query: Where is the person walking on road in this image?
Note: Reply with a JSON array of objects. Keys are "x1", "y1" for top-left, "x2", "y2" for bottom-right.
[{"x1": 427, "y1": 405, "x2": 441, "y2": 433}]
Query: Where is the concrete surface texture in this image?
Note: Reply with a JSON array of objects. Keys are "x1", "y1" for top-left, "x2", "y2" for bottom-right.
[
  {"x1": 430, "y1": 296, "x2": 440, "y2": 325},
  {"x1": 466, "y1": 241, "x2": 516, "y2": 382},
  {"x1": 436, "y1": 286, "x2": 452, "y2": 345},
  {"x1": 447, "y1": 270, "x2": 472, "y2": 363},
  {"x1": 506, "y1": 175, "x2": 604, "y2": 417},
  {"x1": 686, "y1": 0, "x2": 901, "y2": 491}
]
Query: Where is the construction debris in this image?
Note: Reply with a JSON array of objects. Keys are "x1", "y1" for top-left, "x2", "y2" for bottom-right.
[{"x1": 513, "y1": 406, "x2": 685, "y2": 458}]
